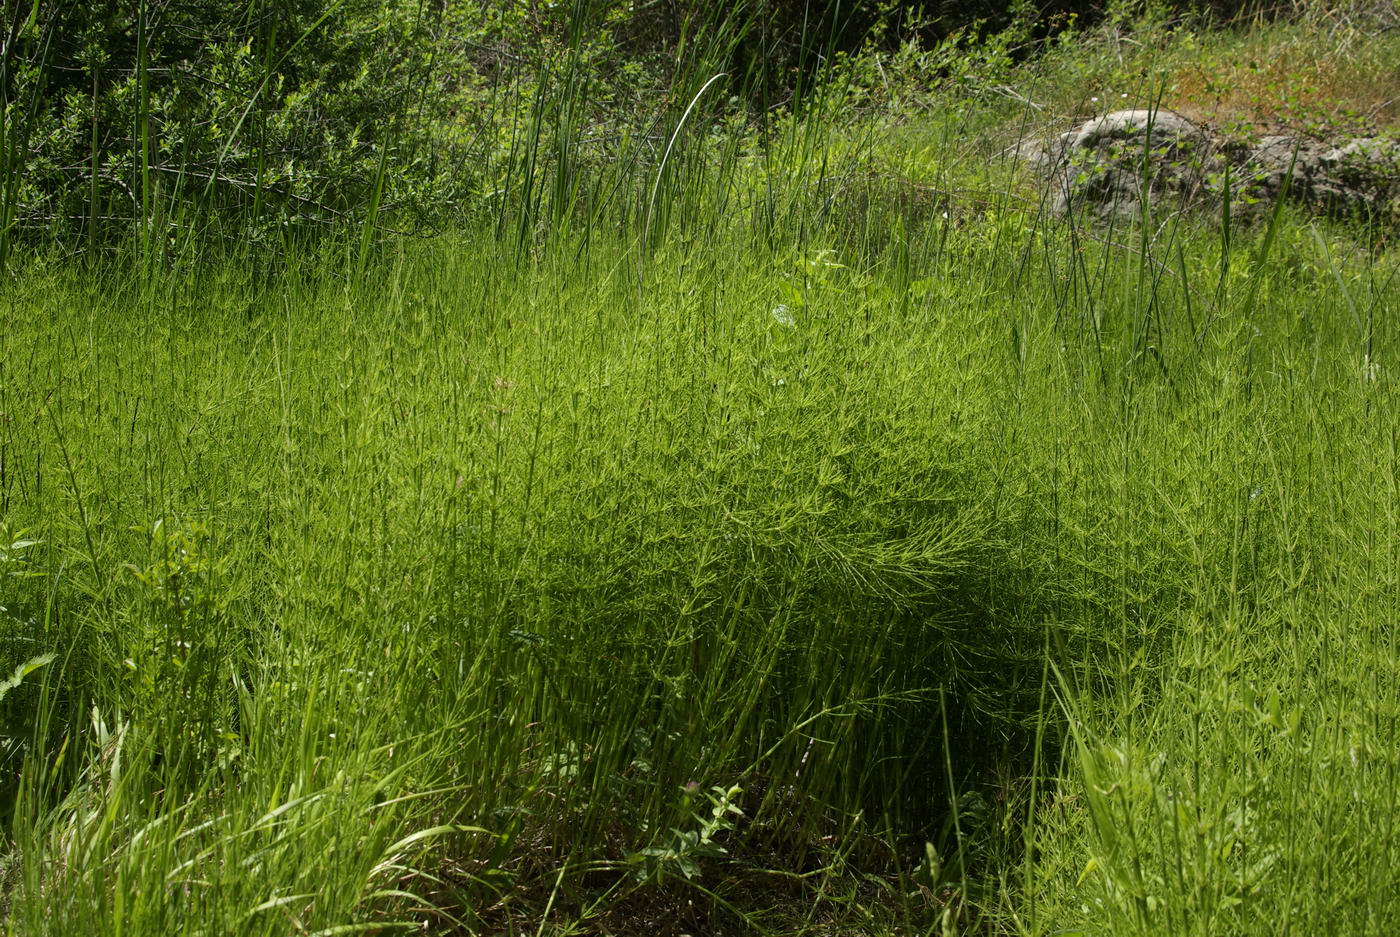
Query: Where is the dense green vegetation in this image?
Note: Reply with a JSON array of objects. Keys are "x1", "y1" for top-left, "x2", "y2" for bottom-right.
[{"x1": 3, "y1": 1, "x2": 1399, "y2": 934}]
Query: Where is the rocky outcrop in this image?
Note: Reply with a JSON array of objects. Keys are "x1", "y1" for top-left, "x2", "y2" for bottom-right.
[
  {"x1": 1021, "y1": 109, "x2": 1400, "y2": 224},
  {"x1": 1242, "y1": 135, "x2": 1400, "y2": 218}
]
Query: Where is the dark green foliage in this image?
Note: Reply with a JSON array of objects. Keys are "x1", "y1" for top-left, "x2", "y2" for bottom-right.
[
  {"x1": 0, "y1": 0, "x2": 1327, "y2": 261},
  {"x1": 608, "y1": 0, "x2": 1305, "y2": 107},
  {"x1": 1, "y1": 0, "x2": 451, "y2": 250}
]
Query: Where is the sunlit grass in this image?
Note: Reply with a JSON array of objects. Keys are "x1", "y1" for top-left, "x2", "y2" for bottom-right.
[{"x1": 3, "y1": 23, "x2": 1400, "y2": 934}]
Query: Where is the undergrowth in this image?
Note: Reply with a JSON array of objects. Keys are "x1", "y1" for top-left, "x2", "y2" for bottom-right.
[{"x1": 2, "y1": 4, "x2": 1399, "y2": 936}]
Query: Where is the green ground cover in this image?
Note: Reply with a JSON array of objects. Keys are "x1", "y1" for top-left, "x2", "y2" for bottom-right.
[{"x1": 3, "y1": 4, "x2": 1400, "y2": 934}]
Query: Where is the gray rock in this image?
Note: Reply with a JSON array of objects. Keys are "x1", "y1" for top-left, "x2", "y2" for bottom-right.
[
  {"x1": 1230, "y1": 134, "x2": 1400, "y2": 217},
  {"x1": 1226, "y1": 134, "x2": 1332, "y2": 213},
  {"x1": 1014, "y1": 131, "x2": 1075, "y2": 173},
  {"x1": 1019, "y1": 109, "x2": 1400, "y2": 224},
  {"x1": 1319, "y1": 137, "x2": 1400, "y2": 216},
  {"x1": 1068, "y1": 109, "x2": 1209, "y2": 154},
  {"x1": 1046, "y1": 109, "x2": 1221, "y2": 221}
]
